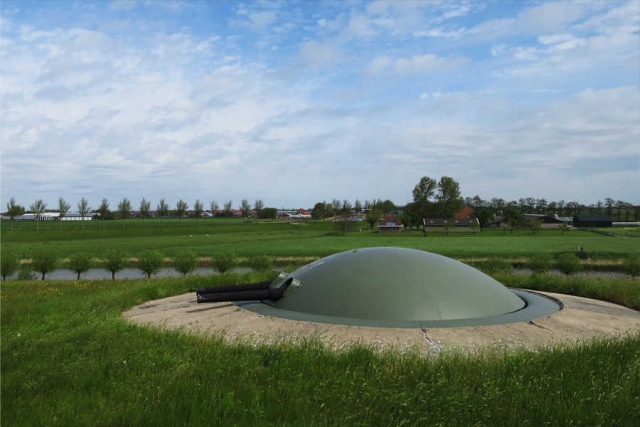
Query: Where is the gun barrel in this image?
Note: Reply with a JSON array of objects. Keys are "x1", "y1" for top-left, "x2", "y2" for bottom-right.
[
  {"x1": 196, "y1": 280, "x2": 272, "y2": 295},
  {"x1": 196, "y1": 287, "x2": 285, "y2": 303}
]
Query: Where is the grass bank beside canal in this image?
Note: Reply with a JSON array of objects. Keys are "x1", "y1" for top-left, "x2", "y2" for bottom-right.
[{"x1": 2, "y1": 273, "x2": 639, "y2": 426}]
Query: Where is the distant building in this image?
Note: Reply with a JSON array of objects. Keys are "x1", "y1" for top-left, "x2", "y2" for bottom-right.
[
  {"x1": 573, "y1": 215, "x2": 612, "y2": 228},
  {"x1": 423, "y1": 218, "x2": 478, "y2": 227},
  {"x1": 378, "y1": 214, "x2": 403, "y2": 233},
  {"x1": 456, "y1": 206, "x2": 474, "y2": 219}
]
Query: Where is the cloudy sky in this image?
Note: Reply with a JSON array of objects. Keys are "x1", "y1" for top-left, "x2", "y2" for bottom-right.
[{"x1": 1, "y1": 0, "x2": 639, "y2": 211}]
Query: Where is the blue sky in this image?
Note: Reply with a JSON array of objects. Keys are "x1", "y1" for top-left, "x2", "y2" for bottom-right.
[{"x1": 1, "y1": 0, "x2": 639, "y2": 211}]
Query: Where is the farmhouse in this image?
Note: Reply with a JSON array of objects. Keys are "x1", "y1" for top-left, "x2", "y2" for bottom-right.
[
  {"x1": 573, "y1": 215, "x2": 612, "y2": 228},
  {"x1": 378, "y1": 214, "x2": 403, "y2": 233}
]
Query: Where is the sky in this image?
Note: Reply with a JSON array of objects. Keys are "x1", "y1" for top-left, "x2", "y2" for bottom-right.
[{"x1": 1, "y1": 0, "x2": 639, "y2": 212}]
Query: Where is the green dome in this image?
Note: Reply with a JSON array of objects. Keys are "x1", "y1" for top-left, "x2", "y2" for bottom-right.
[{"x1": 271, "y1": 247, "x2": 525, "y2": 322}]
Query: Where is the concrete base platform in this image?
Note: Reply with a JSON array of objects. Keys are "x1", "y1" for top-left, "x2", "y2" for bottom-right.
[{"x1": 122, "y1": 291, "x2": 640, "y2": 355}]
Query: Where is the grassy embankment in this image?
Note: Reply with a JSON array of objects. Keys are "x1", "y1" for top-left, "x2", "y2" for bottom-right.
[{"x1": 2, "y1": 273, "x2": 639, "y2": 426}]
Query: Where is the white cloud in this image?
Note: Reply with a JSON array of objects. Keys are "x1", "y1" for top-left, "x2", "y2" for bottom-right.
[
  {"x1": 517, "y1": 1, "x2": 587, "y2": 33},
  {"x1": 1, "y1": 1, "x2": 638, "y2": 208},
  {"x1": 108, "y1": 0, "x2": 137, "y2": 11},
  {"x1": 369, "y1": 54, "x2": 469, "y2": 76},
  {"x1": 347, "y1": 15, "x2": 378, "y2": 37},
  {"x1": 538, "y1": 34, "x2": 574, "y2": 45},
  {"x1": 299, "y1": 41, "x2": 342, "y2": 68},
  {"x1": 249, "y1": 11, "x2": 277, "y2": 30}
]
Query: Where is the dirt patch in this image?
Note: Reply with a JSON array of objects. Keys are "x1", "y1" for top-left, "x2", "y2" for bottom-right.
[{"x1": 123, "y1": 291, "x2": 640, "y2": 356}]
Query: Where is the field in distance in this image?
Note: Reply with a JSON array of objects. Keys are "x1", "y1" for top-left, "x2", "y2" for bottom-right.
[{"x1": 2, "y1": 218, "x2": 638, "y2": 260}]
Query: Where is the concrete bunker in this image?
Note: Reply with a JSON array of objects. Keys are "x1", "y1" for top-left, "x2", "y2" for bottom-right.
[{"x1": 197, "y1": 247, "x2": 561, "y2": 328}]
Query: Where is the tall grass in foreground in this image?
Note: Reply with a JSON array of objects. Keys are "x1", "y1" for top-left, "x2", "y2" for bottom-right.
[
  {"x1": 495, "y1": 274, "x2": 640, "y2": 311},
  {"x1": 2, "y1": 275, "x2": 639, "y2": 426}
]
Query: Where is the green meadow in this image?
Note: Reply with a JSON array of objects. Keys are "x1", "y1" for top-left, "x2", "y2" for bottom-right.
[
  {"x1": 2, "y1": 221, "x2": 640, "y2": 425},
  {"x1": 2, "y1": 219, "x2": 638, "y2": 261}
]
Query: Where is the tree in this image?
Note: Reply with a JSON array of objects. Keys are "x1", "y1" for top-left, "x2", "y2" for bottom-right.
[
  {"x1": 412, "y1": 176, "x2": 437, "y2": 203},
  {"x1": 334, "y1": 213, "x2": 355, "y2": 236},
  {"x1": 212, "y1": 252, "x2": 238, "y2": 274},
  {"x1": 614, "y1": 200, "x2": 626, "y2": 221},
  {"x1": 331, "y1": 199, "x2": 342, "y2": 212},
  {"x1": 137, "y1": 251, "x2": 164, "y2": 279},
  {"x1": 535, "y1": 198, "x2": 548, "y2": 214},
  {"x1": 57, "y1": 197, "x2": 70, "y2": 228},
  {"x1": 194, "y1": 199, "x2": 204, "y2": 218},
  {"x1": 373, "y1": 199, "x2": 396, "y2": 214},
  {"x1": 139, "y1": 198, "x2": 151, "y2": 224},
  {"x1": 1, "y1": 252, "x2": 19, "y2": 281},
  {"x1": 566, "y1": 201, "x2": 581, "y2": 217},
  {"x1": 469, "y1": 220, "x2": 480, "y2": 235},
  {"x1": 97, "y1": 198, "x2": 110, "y2": 230},
  {"x1": 173, "y1": 252, "x2": 199, "y2": 277},
  {"x1": 31, "y1": 250, "x2": 58, "y2": 280},
  {"x1": 503, "y1": 206, "x2": 523, "y2": 233},
  {"x1": 557, "y1": 200, "x2": 566, "y2": 216},
  {"x1": 68, "y1": 253, "x2": 92, "y2": 280},
  {"x1": 176, "y1": 199, "x2": 188, "y2": 220},
  {"x1": 30, "y1": 199, "x2": 47, "y2": 232},
  {"x1": 436, "y1": 176, "x2": 463, "y2": 218},
  {"x1": 157, "y1": 198, "x2": 169, "y2": 218},
  {"x1": 529, "y1": 219, "x2": 543, "y2": 234},
  {"x1": 240, "y1": 199, "x2": 251, "y2": 218},
  {"x1": 341, "y1": 199, "x2": 352, "y2": 214},
  {"x1": 78, "y1": 197, "x2": 91, "y2": 219},
  {"x1": 210, "y1": 200, "x2": 219, "y2": 224},
  {"x1": 354, "y1": 199, "x2": 363, "y2": 214},
  {"x1": 402, "y1": 202, "x2": 424, "y2": 231},
  {"x1": 259, "y1": 207, "x2": 277, "y2": 219},
  {"x1": 104, "y1": 251, "x2": 126, "y2": 280},
  {"x1": 474, "y1": 206, "x2": 494, "y2": 230},
  {"x1": 5, "y1": 197, "x2": 25, "y2": 220},
  {"x1": 555, "y1": 253, "x2": 582, "y2": 275},
  {"x1": 490, "y1": 198, "x2": 506, "y2": 212},
  {"x1": 118, "y1": 197, "x2": 132, "y2": 229},
  {"x1": 223, "y1": 200, "x2": 233, "y2": 217},
  {"x1": 605, "y1": 198, "x2": 614, "y2": 217},
  {"x1": 595, "y1": 200, "x2": 603, "y2": 214},
  {"x1": 254, "y1": 199, "x2": 264, "y2": 218},
  {"x1": 312, "y1": 202, "x2": 326, "y2": 220},
  {"x1": 364, "y1": 208, "x2": 383, "y2": 230}
]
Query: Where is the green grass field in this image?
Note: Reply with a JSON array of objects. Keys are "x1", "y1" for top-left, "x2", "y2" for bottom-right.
[
  {"x1": 2, "y1": 221, "x2": 640, "y2": 425},
  {"x1": 2, "y1": 219, "x2": 639, "y2": 261},
  {"x1": 2, "y1": 274, "x2": 639, "y2": 426}
]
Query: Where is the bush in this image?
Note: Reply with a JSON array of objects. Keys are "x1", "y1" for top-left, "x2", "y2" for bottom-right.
[
  {"x1": 212, "y1": 252, "x2": 238, "y2": 274},
  {"x1": 248, "y1": 255, "x2": 274, "y2": 272},
  {"x1": 1, "y1": 252, "x2": 19, "y2": 281},
  {"x1": 138, "y1": 251, "x2": 164, "y2": 279},
  {"x1": 556, "y1": 253, "x2": 583, "y2": 276},
  {"x1": 623, "y1": 256, "x2": 640, "y2": 277},
  {"x1": 574, "y1": 248, "x2": 590, "y2": 260},
  {"x1": 17, "y1": 264, "x2": 36, "y2": 281},
  {"x1": 31, "y1": 251, "x2": 58, "y2": 280},
  {"x1": 104, "y1": 251, "x2": 127, "y2": 280},
  {"x1": 529, "y1": 253, "x2": 553, "y2": 275},
  {"x1": 476, "y1": 258, "x2": 513, "y2": 275},
  {"x1": 68, "y1": 253, "x2": 93, "y2": 280},
  {"x1": 173, "y1": 251, "x2": 199, "y2": 277}
]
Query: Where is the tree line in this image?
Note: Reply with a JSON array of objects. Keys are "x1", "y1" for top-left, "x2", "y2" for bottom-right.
[
  {"x1": 3, "y1": 196, "x2": 280, "y2": 229},
  {"x1": 4, "y1": 177, "x2": 639, "y2": 231}
]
